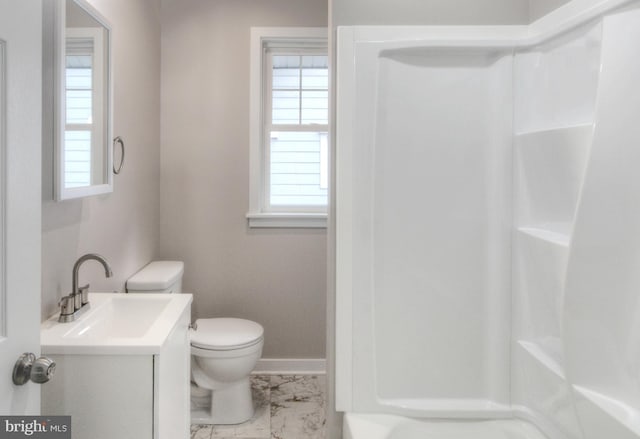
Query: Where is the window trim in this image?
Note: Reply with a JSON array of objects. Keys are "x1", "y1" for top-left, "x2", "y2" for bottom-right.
[{"x1": 247, "y1": 27, "x2": 328, "y2": 229}]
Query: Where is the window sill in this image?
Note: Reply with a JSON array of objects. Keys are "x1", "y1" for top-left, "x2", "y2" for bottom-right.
[{"x1": 246, "y1": 212, "x2": 327, "y2": 229}]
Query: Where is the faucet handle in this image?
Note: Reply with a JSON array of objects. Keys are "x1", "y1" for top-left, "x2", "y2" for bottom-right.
[
  {"x1": 79, "y1": 283, "x2": 90, "y2": 306},
  {"x1": 58, "y1": 295, "x2": 75, "y2": 317}
]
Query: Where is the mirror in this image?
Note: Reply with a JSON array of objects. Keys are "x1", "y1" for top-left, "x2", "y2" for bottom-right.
[{"x1": 52, "y1": 0, "x2": 112, "y2": 200}]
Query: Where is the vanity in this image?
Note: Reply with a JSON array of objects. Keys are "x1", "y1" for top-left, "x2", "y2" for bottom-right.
[{"x1": 41, "y1": 293, "x2": 192, "y2": 439}]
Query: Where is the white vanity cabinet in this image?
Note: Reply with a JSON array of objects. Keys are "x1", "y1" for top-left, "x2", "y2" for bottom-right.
[{"x1": 41, "y1": 293, "x2": 192, "y2": 439}]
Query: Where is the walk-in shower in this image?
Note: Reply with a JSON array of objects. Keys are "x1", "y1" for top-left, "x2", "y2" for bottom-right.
[{"x1": 336, "y1": 1, "x2": 640, "y2": 438}]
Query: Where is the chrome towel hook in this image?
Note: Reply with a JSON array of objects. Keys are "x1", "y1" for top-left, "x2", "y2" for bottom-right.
[{"x1": 113, "y1": 136, "x2": 125, "y2": 174}]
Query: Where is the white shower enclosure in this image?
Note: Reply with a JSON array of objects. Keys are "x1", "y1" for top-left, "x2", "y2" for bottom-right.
[{"x1": 335, "y1": 0, "x2": 640, "y2": 438}]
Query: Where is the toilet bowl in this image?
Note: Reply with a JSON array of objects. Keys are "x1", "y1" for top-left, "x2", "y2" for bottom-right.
[
  {"x1": 190, "y1": 318, "x2": 264, "y2": 424},
  {"x1": 126, "y1": 261, "x2": 264, "y2": 425}
]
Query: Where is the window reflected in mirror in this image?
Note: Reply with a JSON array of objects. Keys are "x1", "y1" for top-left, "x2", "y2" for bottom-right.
[{"x1": 65, "y1": 42, "x2": 94, "y2": 188}]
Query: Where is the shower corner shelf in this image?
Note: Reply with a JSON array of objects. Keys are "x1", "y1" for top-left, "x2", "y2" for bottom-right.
[
  {"x1": 573, "y1": 385, "x2": 640, "y2": 439},
  {"x1": 518, "y1": 339, "x2": 565, "y2": 380},
  {"x1": 517, "y1": 225, "x2": 571, "y2": 247},
  {"x1": 515, "y1": 123, "x2": 593, "y2": 139}
]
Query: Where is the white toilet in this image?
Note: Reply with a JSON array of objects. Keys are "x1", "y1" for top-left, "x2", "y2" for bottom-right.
[{"x1": 127, "y1": 261, "x2": 264, "y2": 425}]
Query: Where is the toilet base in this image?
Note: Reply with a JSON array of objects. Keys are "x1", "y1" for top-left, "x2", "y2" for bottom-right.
[{"x1": 190, "y1": 378, "x2": 254, "y2": 425}]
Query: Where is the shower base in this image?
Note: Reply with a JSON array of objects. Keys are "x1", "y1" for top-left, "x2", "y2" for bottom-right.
[{"x1": 343, "y1": 413, "x2": 549, "y2": 439}]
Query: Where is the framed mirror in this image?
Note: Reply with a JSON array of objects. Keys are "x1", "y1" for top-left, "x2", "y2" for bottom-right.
[{"x1": 50, "y1": 0, "x2": 112, "y2": 200}]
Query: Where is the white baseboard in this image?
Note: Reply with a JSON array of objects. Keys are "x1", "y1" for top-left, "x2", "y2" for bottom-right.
[{"x1": 253, "y1": 358, "x2": 326, "y2": 375}]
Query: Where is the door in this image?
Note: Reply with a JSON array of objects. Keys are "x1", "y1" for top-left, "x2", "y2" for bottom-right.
[{"x1": 0, "y1": 0, "x2": 43, "y2": 414}]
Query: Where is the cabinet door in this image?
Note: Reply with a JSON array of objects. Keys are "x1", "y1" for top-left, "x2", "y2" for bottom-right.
[{"x1": 43, "y1": 355, "x2": 154, "y2": 439}]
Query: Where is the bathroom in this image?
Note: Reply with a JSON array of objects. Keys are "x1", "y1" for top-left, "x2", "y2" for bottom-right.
[{"x1": 2, "y1": 0, "x2": 639, "y2": 439}]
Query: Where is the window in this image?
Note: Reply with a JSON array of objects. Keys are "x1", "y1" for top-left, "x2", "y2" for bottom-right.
[{"x1": 248, "y1": 28, "x2": 328, "y2": 228}]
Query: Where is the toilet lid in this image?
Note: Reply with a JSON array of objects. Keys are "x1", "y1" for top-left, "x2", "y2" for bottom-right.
[{"x1": 190, "y1": 318, "x2": 264, "y2": 350}]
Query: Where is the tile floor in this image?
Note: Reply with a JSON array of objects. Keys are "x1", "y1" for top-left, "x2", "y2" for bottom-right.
[{"x1": 190, "y1": 375, "x2": 326, "y2": 439}]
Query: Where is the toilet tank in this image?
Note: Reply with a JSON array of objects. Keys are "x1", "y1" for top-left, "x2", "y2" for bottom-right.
[{"x1": 126, "y1": 261, "x2": 184, "y2": 294}]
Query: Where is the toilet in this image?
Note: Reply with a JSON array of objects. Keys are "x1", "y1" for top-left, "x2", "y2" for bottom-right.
[{"x1": 127, "y1": 261, "x2": 264, "y2": 425}]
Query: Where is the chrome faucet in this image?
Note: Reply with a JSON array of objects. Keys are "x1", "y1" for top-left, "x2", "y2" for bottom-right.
[{"x1": 58, "y1": 253, "x2": 113, "y2": 322}]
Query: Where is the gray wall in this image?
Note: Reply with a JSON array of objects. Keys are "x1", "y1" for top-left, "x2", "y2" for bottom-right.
[
  {"x1": 330, "y1": 0, "x2": 574, "y2": 28},
  {"x1": 529, "y1": 0, "x2": 573, "y2": 22},
  {"x1": 331, "y1": 0, "x2": 529, "y2": 26},
  {"x1": 41, "y1": 0, "x2": 162, "y2": 320},
  {"x1": 160, "y1": 0, "x2": 328, "y2": 359}
]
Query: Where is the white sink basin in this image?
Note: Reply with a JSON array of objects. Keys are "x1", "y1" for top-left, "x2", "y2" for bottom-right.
[
  {"x1": 65, "y1": 296, "x2": 172, "y2": 339},
  {"x1": 41, "y1": 293, "x2": 192, "y2": 355}
]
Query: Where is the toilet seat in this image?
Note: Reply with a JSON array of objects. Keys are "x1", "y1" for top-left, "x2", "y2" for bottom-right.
[{"x1": 190, "y1": 318, "x2": 264, "y2": 351}]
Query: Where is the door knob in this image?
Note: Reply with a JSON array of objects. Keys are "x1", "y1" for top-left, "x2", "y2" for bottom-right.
[{"x1": 12, "y1": 352, "x2": 56, "y2": 385}]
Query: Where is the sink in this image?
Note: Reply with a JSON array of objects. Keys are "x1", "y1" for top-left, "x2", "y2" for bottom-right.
[
  {"x1": 41, "y1": 292, "x2": 192, "y2": 355},
  {"x1": 64, "y1": 296, "x2": 172, "y2": 339}
]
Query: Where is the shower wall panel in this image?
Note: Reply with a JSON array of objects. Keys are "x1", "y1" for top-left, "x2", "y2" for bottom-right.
[
  {"x1": 512, "y1": 18, "x2": 602, "y2": 439},
  {"x1": 372, "y1": 49, "x2": 512, "y2": 403},
  {"x1": 511, "y1": 21, "x2": 601, "y2": 439},
  {"x1": 336, "y1": 30, "x2": 513, "y2": 416},
  {"x1": 563, "y1": 7, "x2": 640, "y2": 439}
]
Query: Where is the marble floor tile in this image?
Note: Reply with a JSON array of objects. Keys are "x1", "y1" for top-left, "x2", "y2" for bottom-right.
[
  {"x1": 191, "y1": 374, "x2": 325, "y2": 439},
  {"x1": 191, "y1": 423, "x2": 213, "y2": 439},
  {"x1": 270, "y1": 375, "x2": 326, "y2": 439}
]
